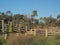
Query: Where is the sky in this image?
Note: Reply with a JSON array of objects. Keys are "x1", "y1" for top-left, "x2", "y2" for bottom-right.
[{"x1": 0, "y1": 0, "x2": 60, "y2": 19}]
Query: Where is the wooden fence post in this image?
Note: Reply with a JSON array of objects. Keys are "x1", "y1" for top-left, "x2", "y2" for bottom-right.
[
  {"x1": 25, "y1": 26, "x2": 27, "y2": 36},
  {"x1": 33, "y1": 28, "x2": 36, "y2": 36},
  {"x1": 2, "y1": 20, "x2": 4, "y2": 33},
  {"x1": 45, "y1": 28, "x2": 48, "y2": 37}
]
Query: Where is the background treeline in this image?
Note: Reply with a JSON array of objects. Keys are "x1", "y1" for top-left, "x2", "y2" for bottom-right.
[{"x1": 0, "y1": 10, "x2": 60, "y2": 28}]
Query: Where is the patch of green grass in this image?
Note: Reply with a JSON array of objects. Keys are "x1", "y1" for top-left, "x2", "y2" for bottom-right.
[
  {"x1": 0, "y1": 38, "x2": 7, "y2": 45},
  {"x1": 45, "y1": 36, "x2": 56, "y2": 45},
  {"x1": 32, "y1": 36, "x2": 60, "y2": 45}
]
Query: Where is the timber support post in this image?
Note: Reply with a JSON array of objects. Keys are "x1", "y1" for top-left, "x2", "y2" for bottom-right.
[
  {"x1": 45, "y1": 28, "x2": 48, "y2": 37},
  {"x1": 25, "y1": 26, "x2": 27, "y2": 36},
  {"x1": 2, "y1": 20, "x2": 8, "y2": 39},
  {"x1": 33, "y1": 28, "x2": 36, "y2": 36},
  {"x1": 2, "y1": 20, "x2": 4, "y2": 33}
]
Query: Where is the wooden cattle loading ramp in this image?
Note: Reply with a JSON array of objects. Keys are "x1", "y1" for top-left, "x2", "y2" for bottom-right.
[
  {"x1": 0, "y1": 20, "x2": 37, "y2": 39},
  {"x1": 0, "y1": 20, "x2": 60, "y2": 39}
]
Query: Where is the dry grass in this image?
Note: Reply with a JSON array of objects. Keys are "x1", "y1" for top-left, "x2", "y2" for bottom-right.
[{"x1": 5, "y1": 33, "x2": 60, "y2": 45}]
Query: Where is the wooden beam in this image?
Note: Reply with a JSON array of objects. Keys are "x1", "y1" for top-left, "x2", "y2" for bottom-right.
[{"x1": 2, "y1": 20, "x2": 4, "y2": 32}]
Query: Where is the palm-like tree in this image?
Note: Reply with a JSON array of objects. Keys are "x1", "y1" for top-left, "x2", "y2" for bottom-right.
[
  {"x1": 31, "y1": 10, "x2": 37, "y2": 18},
  {"x1": 31, "y1": 10, "x2": 38, "y2": 28}
]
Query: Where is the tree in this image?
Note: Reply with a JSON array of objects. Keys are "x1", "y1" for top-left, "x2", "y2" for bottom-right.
[
  {"x1": 0, "y1": 12, "x2": 6, "y2": 20},
  {"x1": 57, "y1": 15, "x2": 60, "y2": 19},
  {"x1": 31, "y1": 10, "x2": 37, "y2": 18},
  {"x1": 39, "y1": 16, "x2": 57, "y2": 28},
  {"x1": 6, "y1": 11, "x2": 14, "y2": 22},
  {"x1": 31, "y1": 10, "x2": 38, "y2": 28},
  {"x1": 57, "y1": 15, "x2": 60, "y2": 26},
  {"x1": 0, "y1": 12, "x2": 1, "y2": 15},
  {"x1": 6, "y1": 11, "x2": 12, "y2": 16}
]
